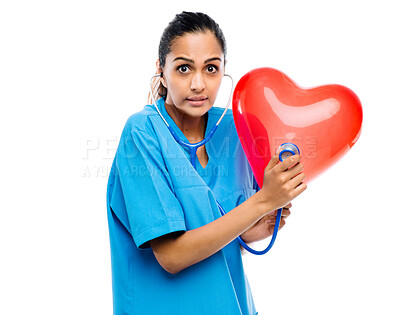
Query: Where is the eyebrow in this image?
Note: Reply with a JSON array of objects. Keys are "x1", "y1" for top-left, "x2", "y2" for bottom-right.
[{"x1": 172, "y1": 57, "x2": 222, "y2": 64}]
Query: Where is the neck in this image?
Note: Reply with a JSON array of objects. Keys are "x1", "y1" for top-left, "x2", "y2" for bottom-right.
[{"x1": 164, "y1": 102, "x2": 207, "y2": 143}]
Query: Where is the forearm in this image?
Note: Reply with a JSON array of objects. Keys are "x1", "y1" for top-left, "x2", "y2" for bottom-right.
[{"x1": 151, "y1": 192, "x2": 271, "y2": 273}]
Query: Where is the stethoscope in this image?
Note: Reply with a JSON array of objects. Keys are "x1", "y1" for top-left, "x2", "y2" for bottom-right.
[{"x1": 149, "y1": 74, "x2": 300, "y2": 255}]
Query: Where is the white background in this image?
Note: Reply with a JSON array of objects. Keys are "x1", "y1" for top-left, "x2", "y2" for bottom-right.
[{"x1": 1, "y1": 0, "x2": 399, "y2": 314}]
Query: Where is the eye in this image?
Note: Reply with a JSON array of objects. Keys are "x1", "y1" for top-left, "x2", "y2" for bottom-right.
[
  {"x1": 206, "y1": 65, "x2": 218, "y2": 74},
  {"x1": 177, "y1": 65, "x2": 190, "y2": 74}
]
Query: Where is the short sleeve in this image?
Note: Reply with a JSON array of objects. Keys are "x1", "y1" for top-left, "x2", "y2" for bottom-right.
[{"x1": 110, "y1": 123, "x2": 186, "y2": 249}]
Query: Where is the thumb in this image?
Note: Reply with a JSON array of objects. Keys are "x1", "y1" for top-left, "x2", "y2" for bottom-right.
[{"x1": 264, "y1": 154, "x2": 280, "y2": 172}]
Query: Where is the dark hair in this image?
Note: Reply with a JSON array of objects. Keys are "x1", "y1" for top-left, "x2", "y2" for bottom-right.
[
  {"x1": 155, "y1": 11, "x2": 227, "y2": 98},
  {"x1": 159, "y1": 11, "x2": 227, "y2": 67}
]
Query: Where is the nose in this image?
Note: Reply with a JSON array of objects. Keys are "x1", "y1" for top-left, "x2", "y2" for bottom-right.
[{"x1": 190, "y1": 72, "x2": 205, "y2": 92}]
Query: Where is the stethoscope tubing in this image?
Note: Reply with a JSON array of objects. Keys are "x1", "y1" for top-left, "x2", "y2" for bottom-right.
[{"x1": 217, "y1": 201, "x2": 282, "y2": 255}]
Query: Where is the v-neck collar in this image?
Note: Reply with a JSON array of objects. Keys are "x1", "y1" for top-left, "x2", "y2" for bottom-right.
[{"x1": 156, "y1": 97, "x2": 217, "y2": 176}]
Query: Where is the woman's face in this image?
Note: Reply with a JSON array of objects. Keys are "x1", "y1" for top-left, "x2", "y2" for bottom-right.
[{"x1": 160, "y1": 31, "x2": 225, "y2": 118}]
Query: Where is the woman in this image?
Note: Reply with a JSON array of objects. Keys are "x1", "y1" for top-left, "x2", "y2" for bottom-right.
[{"x1": 106, "y1": 11, "x2": 306, "y2": 315}]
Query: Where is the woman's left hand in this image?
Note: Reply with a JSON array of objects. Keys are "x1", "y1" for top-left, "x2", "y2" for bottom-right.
[{"x1": 240, "y1": 203, "x2": 292, "y2": 244}]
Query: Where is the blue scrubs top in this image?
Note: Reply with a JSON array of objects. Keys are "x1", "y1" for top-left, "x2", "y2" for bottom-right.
[{"x1": 106, "y1": 97, "x2": 261, "y2": 315}]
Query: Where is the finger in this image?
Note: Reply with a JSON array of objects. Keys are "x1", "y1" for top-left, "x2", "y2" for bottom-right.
[
  {"x1": 288, "y1": 172, "x2": 306, "y2": 191},
  {"x1": 278, "y1": 154, "x2": 301, "y2": 172},
  {"x1": 265, "y1": 215, "x2": 276, "y2": 223},
  {"x1": 260, "y1": 215, "x2": 272, "y2": 224},
  {"x1": 281, "y1": 208, "x2": 291, "y2": 218},
  {"x1": 284, "y1": 162, "x2": 304, "y2": 181},
  {"x1": 267, "y1": 209, "x2": 278, "y2": 217},
  {"x1": 283, "y1": 202, "x2": 292, "y2": 209},
  {"x1": 292, "y1": 181, "x2": 308, "y2": 199},
  {"x1": 269, "y1": 218, "x2": 286, "y2": 232},
  {"x1": 265, "y1": 155, "x2": 280, "y2": 172},
  {"x1": 268, "y1": 207, "x2": 290, "y2": 221},
  {"x1": 268, "y1": 220, "x2": 283, "y2": 232},
  {"x1": 269, "y1": 212, "x2": 288, "y2": 224}
]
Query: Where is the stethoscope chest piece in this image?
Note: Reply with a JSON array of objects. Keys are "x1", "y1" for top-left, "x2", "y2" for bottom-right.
[{"x1": 277, "y1": 143, "x2": 300, "y2": 162}]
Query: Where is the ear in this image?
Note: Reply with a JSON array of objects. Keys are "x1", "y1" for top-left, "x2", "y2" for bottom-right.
[{"x1": 156, "y1": 59, "x2": 166, "y2": 87}]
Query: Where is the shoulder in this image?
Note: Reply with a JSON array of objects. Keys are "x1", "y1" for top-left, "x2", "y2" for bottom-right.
[
  {"x1": 115, "y1": 104, "x2": 162, "y2": 157},
  {"x1": 123, "y1": 104, "x2": 159, "y2": 135},
  {"x1": 115, "y1": 105, "x2": 166, "y2": 169}
]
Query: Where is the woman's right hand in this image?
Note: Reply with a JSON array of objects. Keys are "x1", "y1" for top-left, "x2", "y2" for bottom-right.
[{"x1": 258, "y1": 154, "x2": 307, "y2": 214}]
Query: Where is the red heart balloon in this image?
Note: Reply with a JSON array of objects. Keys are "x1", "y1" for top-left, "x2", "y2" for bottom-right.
[{"x1": 232, "y1": 67, "x2": 363, "y2": 186}]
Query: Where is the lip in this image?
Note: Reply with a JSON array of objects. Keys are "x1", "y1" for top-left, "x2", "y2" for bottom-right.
[{"x1": 186, "y1": 96, "x2": 208, "y2": 106}]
